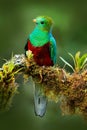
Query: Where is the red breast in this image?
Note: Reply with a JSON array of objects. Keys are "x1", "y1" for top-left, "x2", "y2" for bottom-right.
[{"x1": 27, "y1": 40, "x2": 53, "y2": 66}]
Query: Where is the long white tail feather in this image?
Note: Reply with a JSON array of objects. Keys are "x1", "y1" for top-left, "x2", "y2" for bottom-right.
[{"x1": 34, "y1": 83, "x2": 47, "y2": 117}]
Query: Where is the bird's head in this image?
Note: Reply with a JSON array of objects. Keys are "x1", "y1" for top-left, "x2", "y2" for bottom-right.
[{"x1": 33, "y1": 16, "x2": 53, "y2": 32}]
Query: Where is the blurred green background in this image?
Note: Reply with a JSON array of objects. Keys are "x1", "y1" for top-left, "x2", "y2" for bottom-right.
[{"x1": 0, "y1": 0, "x2": 87, "y2": 130}]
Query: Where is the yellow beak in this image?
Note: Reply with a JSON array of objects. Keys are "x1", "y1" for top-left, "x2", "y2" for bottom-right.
[{"x1": 33, "y1": 19, "x2": 36, "y2": 23}]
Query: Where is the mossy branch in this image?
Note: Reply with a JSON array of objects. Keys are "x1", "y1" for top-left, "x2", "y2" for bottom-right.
[{"x1": 0, "y1": 53, "x2": 87, "y2": 119}]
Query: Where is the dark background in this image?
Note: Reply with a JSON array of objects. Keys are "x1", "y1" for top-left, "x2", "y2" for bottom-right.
[{"x1": 0, "y1": 0, "x2": 87, "y2": 130}]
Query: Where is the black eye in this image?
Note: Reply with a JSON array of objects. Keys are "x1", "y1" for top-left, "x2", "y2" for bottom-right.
[{"x1": 41, "y1": 21, "x2": 44, "y2": 24}]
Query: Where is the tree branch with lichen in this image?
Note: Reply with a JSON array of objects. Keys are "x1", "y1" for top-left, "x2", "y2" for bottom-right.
[{"x1": 0, "y1": 52, "x2": 87, "y2": 119}]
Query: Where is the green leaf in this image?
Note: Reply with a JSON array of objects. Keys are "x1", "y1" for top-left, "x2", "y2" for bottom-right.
[
  {"x1": 60, "y1": 56, "x2": 74, "y2": 71},
  {"x1": 78, "y1": 53, "x2": 87, "y2": 69},
  {"x1": 68, "y1": 52, "x2": 76, "y2": 67},
  {"x1": 75, "y1": 51, "x2": 80, "y2": 66},
  {"x1": 7, "y1": 61, "x2": 15, "y2": 73}
]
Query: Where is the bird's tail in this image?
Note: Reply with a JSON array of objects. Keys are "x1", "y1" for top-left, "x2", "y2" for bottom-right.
[{"x1": 34, "y1": 83, "x2": 47, "y2": 117}]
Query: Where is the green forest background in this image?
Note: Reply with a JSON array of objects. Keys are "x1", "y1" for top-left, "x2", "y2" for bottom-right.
[{"x1": 0, "y1": 0, "x2": 87, "y2": 130}]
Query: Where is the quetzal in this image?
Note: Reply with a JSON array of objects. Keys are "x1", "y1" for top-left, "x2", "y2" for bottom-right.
[{"x1": 25, "y1": 16, "x2": 56, "y2": 117}]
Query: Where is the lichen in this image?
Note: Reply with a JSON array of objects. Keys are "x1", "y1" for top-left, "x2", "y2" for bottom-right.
[{"x1": 0, "y1": 53, "x2": 87, "y2": 119}]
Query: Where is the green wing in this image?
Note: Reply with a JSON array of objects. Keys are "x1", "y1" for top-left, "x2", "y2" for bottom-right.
[{"x1": 50, "y1": 36, "x2": 57, "y2": 64}]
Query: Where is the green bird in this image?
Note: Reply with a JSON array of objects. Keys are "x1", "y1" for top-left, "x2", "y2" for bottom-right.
[{"x1": 25, "y1": 16, "x2": 57, "y2": 117}]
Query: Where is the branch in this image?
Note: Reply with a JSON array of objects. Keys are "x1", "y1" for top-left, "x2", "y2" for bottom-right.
[{"x1": 0, "y1": 54, "x2": 87, "y2": 119}]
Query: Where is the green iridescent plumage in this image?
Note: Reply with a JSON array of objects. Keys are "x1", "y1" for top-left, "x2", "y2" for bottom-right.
[
  {"x1": 29, "y1": 29, "x2": 49, "y2": 46},
  {"x1": 28, "y1": 16, "x2": 56, "y2": 64}
]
